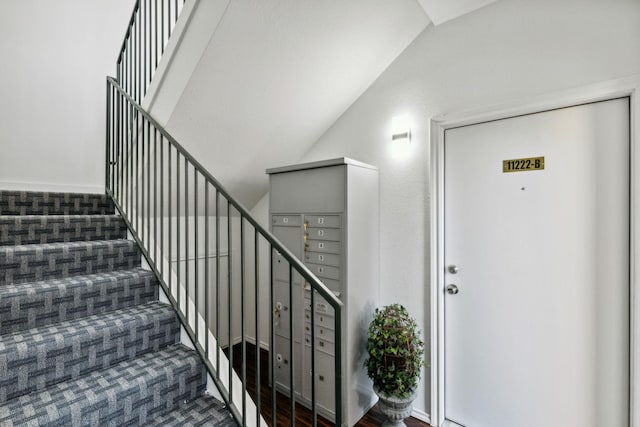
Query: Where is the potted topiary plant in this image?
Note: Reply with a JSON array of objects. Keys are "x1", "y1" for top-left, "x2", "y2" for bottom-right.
[{"x1": 365, "y1": 304, "x2": 424, "y2": 427}]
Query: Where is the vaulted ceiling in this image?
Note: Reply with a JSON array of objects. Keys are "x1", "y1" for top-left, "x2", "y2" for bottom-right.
[{"x1": 151, "y1": 0, "x2": 498, "y2": 209}]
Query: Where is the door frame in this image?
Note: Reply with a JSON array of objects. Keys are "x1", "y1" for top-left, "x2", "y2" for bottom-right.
[{"x1": 429, "y1": 74, "x2": 640, "y2": 427}]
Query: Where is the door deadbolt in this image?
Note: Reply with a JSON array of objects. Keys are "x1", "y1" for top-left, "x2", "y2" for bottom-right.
[
  {"x1": 448, "y1": 265, "x2": 459, "y2": 274},
  {"x1": 446, "y1": 284, "x2": 459, "y2": 295}
]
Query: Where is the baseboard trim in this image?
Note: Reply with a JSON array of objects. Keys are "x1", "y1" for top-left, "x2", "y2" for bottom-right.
[
  {"x1": 412, "y1": 408, "x2": 431, "y2": 425},
  {"x1": 0, "y1": 180, "x2": 104, "y2": 194}
]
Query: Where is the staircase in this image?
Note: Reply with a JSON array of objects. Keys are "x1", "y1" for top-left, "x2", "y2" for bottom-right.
[{"x1": 0, "y1": 190, "x2": 235, "y2": 426}]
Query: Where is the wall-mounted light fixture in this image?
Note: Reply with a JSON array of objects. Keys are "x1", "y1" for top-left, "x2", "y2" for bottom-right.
[{"x1": 391, "y1": 115, "x2": 411, "y2": 143}]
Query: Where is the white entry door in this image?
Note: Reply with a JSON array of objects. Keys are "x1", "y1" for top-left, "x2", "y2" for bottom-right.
[{"x1": 443, "y1": 98, "x2": 630, "y2": 427}]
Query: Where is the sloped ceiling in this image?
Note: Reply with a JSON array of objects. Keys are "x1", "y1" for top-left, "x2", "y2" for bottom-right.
[
  {"x1": 160, "y1": 0, "x2": 497, "y2": 209},
  {"x1": 417, "y1": 0, "x2": 498, "y2": 26}
]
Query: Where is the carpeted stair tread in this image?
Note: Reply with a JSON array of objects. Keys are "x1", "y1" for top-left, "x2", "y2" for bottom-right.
[
  {"x1": 0, "y1": 268, "x2": 158, "y2": 335},
  {"x1": 0, "y1": 343, "x2": 206, "y2": 426},
  {"x1": 0, "y1": 191, "x2": 115, "y2": 216},
  {"x1": 0, "y1": 191, "x2": 233, "y2": 426},
  {"x1": 145, "y1": 394, "x2": 236, "y2": 427},
  {"x1": 0, "y1": 239, "x2": 141, "y2": 286},
  {"x1": 0, "y1": 301, "x2": 179, "y2": 403},
  {"x1": 0, "y1": 215, "x2": 126, "y2": 246}
]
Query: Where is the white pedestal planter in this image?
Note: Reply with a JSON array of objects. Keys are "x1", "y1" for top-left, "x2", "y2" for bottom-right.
[{"x1": 374, "y1": 386, "x2": 417, "y2": 427}]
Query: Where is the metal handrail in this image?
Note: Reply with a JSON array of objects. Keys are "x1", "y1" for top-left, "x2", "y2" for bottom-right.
[
  {"x1": 106, "y1": 76, "x2": 344, "y2": 426},
  {"x1": 106, "y1": 77, "x2": 342, "y2": 308},
  {"x1": 115, "y1": 0, "x2": 186, "y2": 104}
]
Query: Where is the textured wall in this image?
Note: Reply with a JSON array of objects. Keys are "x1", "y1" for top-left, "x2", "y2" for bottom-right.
[
  {"x1": 0, "y1": 0, "x2": 134, "y2": 193},
  {"x1": 294, "y1": 0, "x2": 640, "y2": 418}
]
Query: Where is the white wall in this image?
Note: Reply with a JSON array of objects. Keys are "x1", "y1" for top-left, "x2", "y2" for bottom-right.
[
  {"x1": 157, "y1": 0, "x2": 428, "y2": 208},
  {"x1": 0, "y1": 0, "x2": 134, "y2": 193},
  {"x1": 292, "y1": 0, "x2": 640, "y2": 419}
]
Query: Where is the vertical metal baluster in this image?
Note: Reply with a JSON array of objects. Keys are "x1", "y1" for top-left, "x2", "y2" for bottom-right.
[
  {"x1": 118, "y1": 91, "x2": 123, "y2": 203},
  {"x1": 140, "y1": 116, "x2": 145, "y2": 240},
  {"x1": 112, "y1": 86, "x2": 117, "y2": 193},
  {"x1": 130, "y1": 8, "x2": 138, "y2": 101},
  {"x1": 128, "y1": 103, "x2": 132, "y2": 220},
  {"x1": 254, "y1": 230, "x2": 260, "y2": 427},
  {"x1": 124, "y1": 96, "x2": 128, "y2": 216},
  {"x1": 227, "y1": 200, "x2": 233, "y2": 401},
  {"x1": 122, "y1": 43, "x2": 125, "y2": 92},
  {"x1": 112, "y1": 86, "x2": 116, "y2": 193},
  {"x1": 113, "y1": 86, "x2": 117, "y2": 193},
  {"x1": 128, "y1": 104, "x2": 133, "y2": 223},
  {"x1": 167, "y1": 0, "x2": 172, "y2": 40},
  {"x1": 205, "y1": 183, "x2": 210, "y2": 357},
  {"x1": 126, "y1": 99, "x2": 130, "y2": 219},
  {"x1": 194, "y1": 169, "x2": 199, "y2": 344},
  {"x1": 147, "y1": 121, "x2": 151, "y2": 251},
  {"x1": 122, "y1": 40, "x2": 126, "y2": 93},
  {"x1": 124, "y1": 34, "x2": 128, "y2": 95},
  {"x1": 176, "y1": 152, "x2": 181, "y2": 312},
  {"x1": 133, "y1": 110, "x2": 137, "y2": 230},
  {"x1": 270, "y1": 245, "x2": 276, "y2": 427},
  {"x1": 160, "y1": 0, "x2": 165, "y2": 55},
  {"x1": 131, "y1": 23, "x2": 135, "y2": 96},
  {"x1": 137, "y1": 8, "x2": 141, "y2": 104},
  {"x1": 153, "y1": 127, "x2": 157, "y2": 264},
  {"x1": 113, "y1": 86, "x2": 116, "y2": 194},
  {"x1": 289, "y1": 264, "x2": 295, "y2": 427},
  {"x1": 160, "y1": 134, "x2": 164, "y2": 276},
  {"x1": 154, "y1": 0, "x2": 159, "y2": 68},
  {"x1": 105, "y1": 81, "x2": 111, "y2": 192},
  {"x1": 240, "y1": 217, "x2": 246, "y2": 426},
  {"x1": 136, "y1": 111, "x2": 140, "y2": 232},
  {"x1": 216, "y1": 190, "x2": 220, "y2": 376},
  {"x1": 115, "y1": 88, "x2": 119, "y2": 201},
  {"x1": 334, "y1": 308, "x2": 343, "y2": 427},
  {"x1": 122, "y1": 59, "x2": 125, "y2": 90},
  {"x1": 148, "y1": 0, "x2": 152, "y2": 90},
  {"x1": 185, "y1": 157, "x2": 189, "y2": 325},
  {"x1": 128, "y1": 33, "x2": 132, "y2": 97},
  {"x1": 168, "y1": 144, "x2": 172, "y2": 294},
  {"x1": 111, "y1": 86, "x2": 115, "y2": 193},
  {"x1": 132, "y1": 14, "x2": 136, "y2": 101},
  {"x1": 311, "y1": 286, "x2": 317, "y2": 427},
  {"x1": 133, "y1": 9, "x2": 137, "y2": 102},
  {"x1": 106, "y1": 83, "x2": 111, "y2": 193},
  {"x1": 143, "y1": 0, "x2": 146, "y2": 98}
]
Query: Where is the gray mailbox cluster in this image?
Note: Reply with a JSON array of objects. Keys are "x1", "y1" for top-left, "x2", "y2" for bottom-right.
[{"x1": 267, "y1": 158, "x2": 379, "y2": 426}]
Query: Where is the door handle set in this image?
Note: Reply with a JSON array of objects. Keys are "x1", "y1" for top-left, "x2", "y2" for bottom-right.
[{"x1": 447, "y1": 265, "x2": 459, "y2": 295}]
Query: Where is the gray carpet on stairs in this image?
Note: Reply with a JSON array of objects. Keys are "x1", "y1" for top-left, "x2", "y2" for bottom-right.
[{"x1": 0, "y1": 191, "x2": 235, "y2": 426}]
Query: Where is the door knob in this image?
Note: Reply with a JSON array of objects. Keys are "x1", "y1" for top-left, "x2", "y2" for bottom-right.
[
  {"x1": 448, "y1": 265, "x2": 459, "y2": 274},
  {"x1": 446, "y1": 284, "x2": 459, "y2": 295}
]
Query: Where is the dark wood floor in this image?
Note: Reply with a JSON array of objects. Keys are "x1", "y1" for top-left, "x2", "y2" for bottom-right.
[{"x1": 224, "y1": 343, "x2": 430, "y2": 427}]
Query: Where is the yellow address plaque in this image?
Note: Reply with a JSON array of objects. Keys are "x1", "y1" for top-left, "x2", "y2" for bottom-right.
[{"x1": 503, "y1": 156, "x2": 545, "y2": 173}]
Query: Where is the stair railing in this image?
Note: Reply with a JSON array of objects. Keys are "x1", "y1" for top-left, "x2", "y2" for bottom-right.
[
  {"x1": 106, "y1": 76, "x2": 344, "y2": 426},
  {"x1": 116, "y1": 0, "x2": 186, "y2": 104}
]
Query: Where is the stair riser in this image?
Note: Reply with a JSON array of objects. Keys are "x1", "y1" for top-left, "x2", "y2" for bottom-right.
[
  {"x1": 0, "y1": 191, "x2": 115, "y2": 216},
  {"x1": 0, "y1": 241, "x2": 141, "y2": 286},
  {"x1": 0, "y1": 303, "x2": 180, "y2": 403},
  {"x1": 0, "y1": 270, "x2": 158, "y2": 335},
  {"x1": 0, "y1": 216, "x2": 127, "y2": 246},
  {"x1": 0, "y1": 345, "x2": 206, "y2": 426},
  {"x1": 146, "y1": 395, "x2": 236, "y2": 427},
  {"x1": 0, "y1": 191, "x2": 230, "y2": 425}
]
